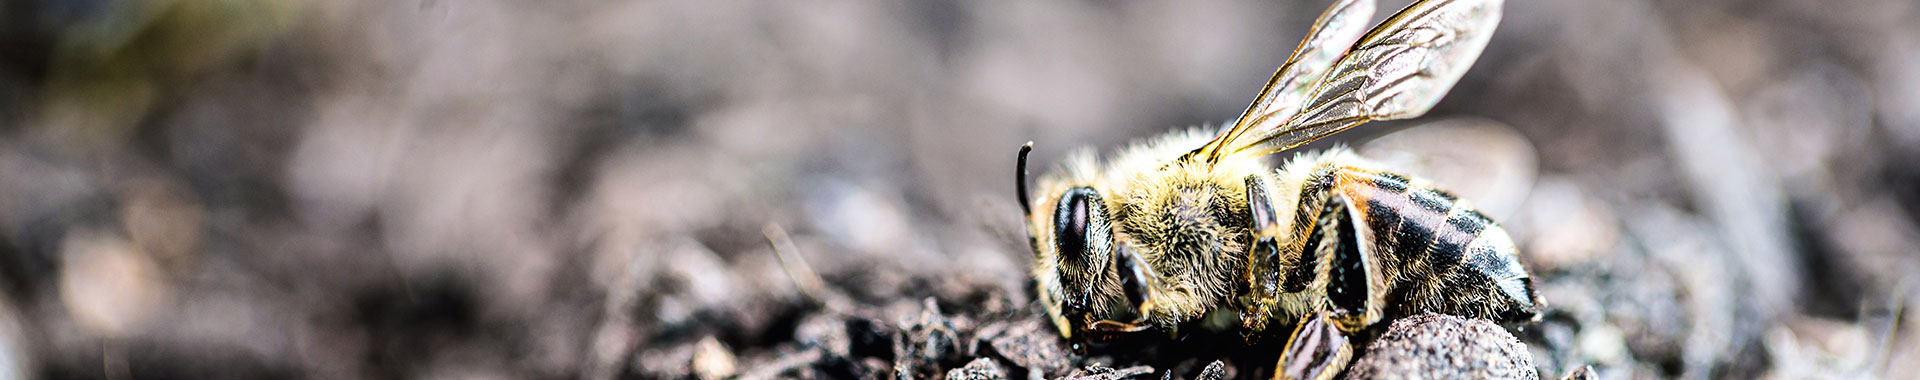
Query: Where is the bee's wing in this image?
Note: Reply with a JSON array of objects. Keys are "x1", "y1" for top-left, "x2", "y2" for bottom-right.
[
  {"x1": 1192, "y1": 0, "x2": 1375, "y2": 163},
  {"x1": 1215, "y1": 0, "x2": 1503, "y2": 160}
]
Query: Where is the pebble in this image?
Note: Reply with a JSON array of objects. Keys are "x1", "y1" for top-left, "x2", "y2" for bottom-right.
[
  {"x1": 893, "y1": 298, "x2": 960, "y2": 380},
  {"x1": 691, "y1": 337, "x2": 737, "y2": 380},
  {"x1": 947, "y1": 358, "x2": 1009, "y2": 380},
  {"x1": 1056, "y1": 365, "x2": 1154, "y2": 380}
]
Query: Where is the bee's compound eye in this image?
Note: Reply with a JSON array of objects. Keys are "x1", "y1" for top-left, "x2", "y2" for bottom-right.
[{"x1": 1053, "y1": 187, "x2": 1103, "y2": 262}]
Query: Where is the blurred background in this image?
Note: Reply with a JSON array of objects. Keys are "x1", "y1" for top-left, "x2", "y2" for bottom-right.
[{"x1": 0, "y1": 0, "x2": 1917, "y2": 379}]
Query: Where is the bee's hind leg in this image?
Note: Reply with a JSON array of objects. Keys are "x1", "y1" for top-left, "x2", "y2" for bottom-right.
[
  {"x1": 1269, "y1": 180, "x2": 1375, "y2": 380},
  {"x1": 1276, "y1": 312, "x2": 1353, "y2": 380}
]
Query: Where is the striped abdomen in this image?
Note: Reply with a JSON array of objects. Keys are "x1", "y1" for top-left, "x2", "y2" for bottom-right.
[{"x1": 1331, "y1": 167, "x2": 1542, "y2": 323}]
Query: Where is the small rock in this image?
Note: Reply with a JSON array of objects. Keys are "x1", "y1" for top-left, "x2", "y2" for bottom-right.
[
  {"x1": 1343, "y1": 313, "x2": 1539, "y2": 380},
  {"x1": 1057, "y1": 365, "x2": 1154, "y2": 380},
  {"x1": 1561, "y1": 365, "x2": 1596, "y2": 380},
  {"x1": 1190, "y1": 361, "x2": 1229, "y2": 380},
  {"x1": 987, "y1": 320, "x2": 1073, "y2": 377},
  {"x1": 58, "y1": 231, "x2": 170, "y2": 337},
  {"x1": 1159, "y1": 360, "x2": 1236, "y2": 380},
  {"x1": 633, "y1": 336, "x2": 744, "y2": 380},
  {"x1": 796, "y1": 313, "x2": 852, "y2": 358},
  {"x1": 633, "y1": 341, "x2": 696, "y2": 379},
  {"x1": 894, "y1": 298, "x2": 960, "y2": 380},
  {"x1": 692, "y1": 337, "x2": 738, "y2": 380},
  {"x1": 948, "y1": 358, "x2": 1009, "y2": 380}
]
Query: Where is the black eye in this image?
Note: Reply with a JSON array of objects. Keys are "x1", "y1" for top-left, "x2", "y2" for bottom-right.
[
  {"x1": 1115, "y1": 245, "x2": 1150, "y2": 310},
  {"x1": 1053, "y1": 187, "x2": 1102, "y2": 261}
]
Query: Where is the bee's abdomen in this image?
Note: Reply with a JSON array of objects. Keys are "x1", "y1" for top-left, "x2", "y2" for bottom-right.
[{"x1": 1334, "y1": 168, "x2": 1541, "y2": 322}]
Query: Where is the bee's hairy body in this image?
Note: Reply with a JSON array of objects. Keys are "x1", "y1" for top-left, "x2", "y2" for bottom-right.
[
  {"x1": 1017, "y1": 0, "x2": 1528, "y2": 377},
  {"x1": 1027, "y1": 127, "x2": 1539, "y2": 339}
]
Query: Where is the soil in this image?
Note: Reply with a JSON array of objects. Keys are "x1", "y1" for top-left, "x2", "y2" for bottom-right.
[{"x1": 2, "y1": 0, "x2": 1918, "y2": 379}]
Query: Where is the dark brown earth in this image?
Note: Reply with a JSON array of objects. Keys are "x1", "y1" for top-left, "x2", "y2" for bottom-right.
[
  {"x1": 1345, "y1": 314, "x2": 1539, "y2": 380},
  {"x1": 2, "y1": 0, "x2": 1918, "y2": 379}
]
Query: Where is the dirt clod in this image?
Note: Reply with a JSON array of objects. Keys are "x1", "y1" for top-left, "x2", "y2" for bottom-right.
[
  {"x1": 986, "y1": 320, "x2": 1074, "y2": 377},
  {"x1": 1343, "y1": 313, "x2": 1539, "y2": 380},
  {"x1": 947, "y1": 358, "x2": 1009, "y2": 380},
  {"x1": 1159, "y1": 360, "x2": 1236, "y2": 380},
  {"x1": 1191, "y1": 361, "x2": 1230, "y2": 380},
  {"x1": 894, "y1": 298, "x2": 964, "y2": 380},
  {"x1": 1560, "y1": 365, "x2": 1596, "y2": 380},
  {"x1": 1058, "y1": 365, "x2": 1156, "y2": 380}
]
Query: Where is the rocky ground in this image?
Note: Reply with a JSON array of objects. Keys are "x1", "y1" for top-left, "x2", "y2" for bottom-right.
[{"x1": 2, "y1": 0, "x2": 1920, "y2": 379}]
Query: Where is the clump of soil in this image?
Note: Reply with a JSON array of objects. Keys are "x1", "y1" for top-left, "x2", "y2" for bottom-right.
[{"x1": 1345, "y1": 313, "x2": 1539, "y2": 380}]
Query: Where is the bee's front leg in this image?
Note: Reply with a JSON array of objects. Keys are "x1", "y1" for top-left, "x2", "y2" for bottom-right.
[
  {"x1": 1241, "y1": 172, "x2": 1342, "y2": 336},
  {"x1": 1276, "y1": 311, "x2": 1353, "y2": 380},
  {"x1": 1241, "y1": 175, "x2": 1287, "y2": 334}
]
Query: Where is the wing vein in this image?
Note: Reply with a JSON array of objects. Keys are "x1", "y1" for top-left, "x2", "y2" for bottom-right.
[{"x1": 1186, "y1": 0, "x2": 1501, "y2": 162}]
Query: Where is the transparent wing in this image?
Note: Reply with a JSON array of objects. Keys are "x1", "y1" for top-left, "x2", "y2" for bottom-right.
[
  {"x1": 1191, "y1": 0, "x2": 1374, "y2": 163},
  {"x1": 1356, "y1": 117, "x2": 1536, "y2": 219},
  {"x1": 1216, "y1": 0, "x2": 1503, "y2": 160}
]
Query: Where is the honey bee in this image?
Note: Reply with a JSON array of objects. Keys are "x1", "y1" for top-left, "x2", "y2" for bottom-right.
[{"x1": 1014, "y1": 0, "x2": 1541, "y2": 378}]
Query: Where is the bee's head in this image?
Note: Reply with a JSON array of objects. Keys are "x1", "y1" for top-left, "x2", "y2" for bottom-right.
[{"x1": 1019, "y1": 144, "x2": 1163, "y2": 341}]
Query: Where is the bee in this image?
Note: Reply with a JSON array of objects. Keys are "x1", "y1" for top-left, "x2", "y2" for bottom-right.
[{"x1": 1014, "y1": 0, "x2": 1541, "y2": 378}]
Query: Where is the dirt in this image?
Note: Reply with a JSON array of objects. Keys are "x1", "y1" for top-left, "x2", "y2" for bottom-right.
[
  {"x1": 2, "y1": 0, "x2": 1919, "y2": 379},
  {"x1": 1345, "y1": 314, "x2": 1539, "y2": 380}
]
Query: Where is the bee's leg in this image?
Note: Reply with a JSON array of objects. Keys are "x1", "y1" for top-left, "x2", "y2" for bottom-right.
[
  {"x1": 1315, "y1": 192, "x2": 1378, "y2": 331},
  {"x1": 1273, "y1": 192, "x2": 1365, "y2": 380},
  {"x1": 1241, "y1": 175, "x2": 1286, "y2": 333},
  {"x1": 1241, "y1": 173, "x2": 1341, "y2": 336},
  {"x1": 1276, "y1": 311, "x2": 1353, "y2": 380}
]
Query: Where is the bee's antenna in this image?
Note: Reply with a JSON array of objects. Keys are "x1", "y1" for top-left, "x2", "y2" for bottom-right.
[{"x1": 1017, "y1": 142, "x2": 1035, "y2": 214}]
